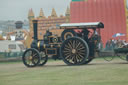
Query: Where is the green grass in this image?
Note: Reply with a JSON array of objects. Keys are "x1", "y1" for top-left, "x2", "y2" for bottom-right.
[{"x1": 0, "y1": 58, "x2": 128, "y2": 85}]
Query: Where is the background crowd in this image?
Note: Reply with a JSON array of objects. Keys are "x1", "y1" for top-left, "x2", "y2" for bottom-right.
[{"x1": 105, "y1": 39, "x2": 128, "y2": 51}]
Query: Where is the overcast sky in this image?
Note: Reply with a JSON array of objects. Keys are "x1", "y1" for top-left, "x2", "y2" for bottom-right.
[{"x1": 0, "y1": 0, "x2": 71, "y2": 21}]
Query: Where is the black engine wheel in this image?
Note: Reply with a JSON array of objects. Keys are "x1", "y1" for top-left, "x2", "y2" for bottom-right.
[
  {"x1": 22, "y1": 48, "x2": 40, "y2": 67},
  {"x1": 38, "y1": 51, "x2": 48, "y2": 66},
  {"x1": 60, "y1": 37, "x2": 89, "y2": 65},
  {"x1": 61, "y1": 29, "x2": 77, "y2": 41}
]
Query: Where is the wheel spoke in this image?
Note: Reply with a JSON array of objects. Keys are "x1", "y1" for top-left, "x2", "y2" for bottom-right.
[
  {"x1": 65, "y1": 44, "x2": 71, "y2": 49},
  {"x1": 73, "y1": 40, "x2": 75, "y2": 49},
  {"x1": 78, "y1": 48, "x2": 86, "y2": 52},
  {"x1": 78, "y1": 51, "x2": 86, "y2": 54},
  {"x1": 75, "y1": 41, "x2": 81, "y2": 49},
  {"x1": 77, "y1": 47, "x2": 85, "y2": 50},
  {"x1": 65, "y1": 55, "x2": 72, "y2": 60},
  {"x1": 77, "y1": 44, "x2": 84, "y2": 49},
  {"x1": 28, "y1": 59, "x2": 31, "y2": 64},
  {"x1": 67, "y1": 42, "x2": 73, "y2": 49},
  {"x1": 75, "y1": 55, "x2": 80, "y2": 63},
  {"x1": 33, "y1": 53, "x2": 38, "y2": 57},
  {"x1": 72, "y1": 55, "x2": 77, "y2": 64},
  {"x1": 71, "y1": 55, "x2": 74, "y2": 62},
  {"x1": 28, "y1": 60, "x2": 32, "y2": 65},
  {"x1": 76, "y1": 54, "x2": 81, "y2": 62},
  {"x1": 64, "y1": 47, "x2": 71, "y2": 51},
  {"x1": 79, "y1": 52, "x2": 86, "y2": 55},
  {"x1": 69, "y1": 40, "x2": 74, "y2": 48},
  {"x1": 64, "y1": 52, "x2": 72, "y2": 56},
  {"x1": 77, "y1": 53, "x2": 84, "y2": 58}
]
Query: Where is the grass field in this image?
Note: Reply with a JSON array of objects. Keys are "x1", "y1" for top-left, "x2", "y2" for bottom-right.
[{"x1": 0, "y1": 58, "x2": 128, "y2": 85}]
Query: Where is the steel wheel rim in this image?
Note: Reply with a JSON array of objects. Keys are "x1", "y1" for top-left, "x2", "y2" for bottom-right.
[
  {"x1": 23, "y1": 49, "x2": 39, "y2": 67},
  {"x1": 62, "y1": 38, "x2": 88, "y2": 65}
]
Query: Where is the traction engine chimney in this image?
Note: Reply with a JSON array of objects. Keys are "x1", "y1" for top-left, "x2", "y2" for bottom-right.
[{"x1": 32, "y1": 20, "x2": 38, "y2": 40}]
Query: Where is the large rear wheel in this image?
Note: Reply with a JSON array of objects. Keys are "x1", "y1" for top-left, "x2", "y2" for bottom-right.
[{"x1": 60, "y1": 37, "x2": 89, "y2": 65}]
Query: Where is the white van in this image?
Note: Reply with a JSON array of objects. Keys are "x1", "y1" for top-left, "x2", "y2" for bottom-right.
[{"x1": 0, "y1": 40, "x2": 25, "y2": 52}]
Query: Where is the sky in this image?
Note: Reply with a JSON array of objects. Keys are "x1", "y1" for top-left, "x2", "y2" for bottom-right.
[{"x1": 0, "y1": 0, "x2": 71, "y2": 21}]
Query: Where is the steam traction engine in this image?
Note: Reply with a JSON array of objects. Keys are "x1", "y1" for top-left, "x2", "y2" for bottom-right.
[{"x1": 22, "y1": 20, "x2": 104, "y2": 67}]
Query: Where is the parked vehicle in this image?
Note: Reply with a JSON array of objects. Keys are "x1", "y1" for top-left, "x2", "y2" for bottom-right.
[{"x1": 0, "y1": 40, "x2": 25, "y2": 58}]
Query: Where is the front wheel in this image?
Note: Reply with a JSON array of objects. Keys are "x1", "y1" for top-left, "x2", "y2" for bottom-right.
[
  {"x1": 60, "y1": 37, "x2": 89, "y2": 65},
  {"x1": 22, "y1": 48, "x2": 40, "y2": 67}
]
